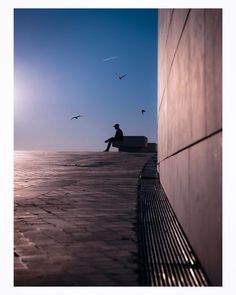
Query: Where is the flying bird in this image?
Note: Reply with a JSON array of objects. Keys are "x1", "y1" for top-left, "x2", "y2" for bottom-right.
[
  {"x1": 141, "y1": 109, "x2": 146, "y2": 115},
  {"x1": 71, "y1": 115, "x2": 83, "y2": 120},
  {"x1": 116, "y1": 73, "x2": 127, "y2": 80}
]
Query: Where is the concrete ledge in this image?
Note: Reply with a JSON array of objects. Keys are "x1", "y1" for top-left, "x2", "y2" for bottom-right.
[
  {"x1": 146, "y1": 143, "x2": 157, "y2": 153},
  {"x1": 112, "y1": 136, "x2": 157, "y2": 153},
  {"x1": 112, "y1": 136, "x2": 148, "y2": 148}
]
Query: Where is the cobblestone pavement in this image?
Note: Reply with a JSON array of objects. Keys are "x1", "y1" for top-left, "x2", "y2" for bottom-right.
[{"x1": 14, "y1": 151, "x2": 153, "y2": 286}]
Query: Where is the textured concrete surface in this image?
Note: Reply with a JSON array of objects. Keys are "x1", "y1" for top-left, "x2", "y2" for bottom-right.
[
  {"x1": 158, "y1": 9, "x2": 222, "y2": 159},
  {"x1": 14, "y1": 151, "x2": 152, "y2": 286},
  {"x1": 158, "y1": 9, "x2": 222, "y2": 285},
  {"x1": 159, "y1": 134, "x2": 222, "y2": 285},
  {"x1": 189, "y1": 133, "x2": 222, "y2": 285},
  {"x1": 205, "y1": 9, "x2": 222, "y2": 135}
]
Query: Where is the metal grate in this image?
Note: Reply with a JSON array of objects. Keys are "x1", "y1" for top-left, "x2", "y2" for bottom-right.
[{"x1": 138, "y1": 157, "x2": 210, "y2": 286}]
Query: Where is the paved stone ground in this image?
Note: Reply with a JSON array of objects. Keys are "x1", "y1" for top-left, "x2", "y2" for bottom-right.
[{"x1": 14, "y1": 151, "x2": 153, "y2": 286}]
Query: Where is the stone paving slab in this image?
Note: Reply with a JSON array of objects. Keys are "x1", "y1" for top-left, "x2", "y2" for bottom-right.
[{"x1": 14, "y1": 151, "x2": 153, "y2": 286}]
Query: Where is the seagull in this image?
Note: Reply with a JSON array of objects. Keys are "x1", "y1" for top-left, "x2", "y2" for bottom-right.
[
  {"x1": 71, "y1": 115, "x2": 83, "y2": 120},
  {"x1": 141, "y1": 109, "x2": 146, "y2": 115},
  {"x1": 116, "y1": 73, "x2": 127, "y2": 80}
]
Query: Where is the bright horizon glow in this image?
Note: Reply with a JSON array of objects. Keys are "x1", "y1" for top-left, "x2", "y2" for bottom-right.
[{"x1": 14, "y1": 9, "x2": 157, "y2": 151}]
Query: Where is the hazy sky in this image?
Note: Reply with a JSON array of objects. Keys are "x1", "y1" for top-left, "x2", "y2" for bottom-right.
[{"x1": 14, "y1": 9, "x2": 157, "y2": 151}]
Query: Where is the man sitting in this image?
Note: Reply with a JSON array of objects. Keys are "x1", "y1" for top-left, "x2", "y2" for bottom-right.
[{"x1": 104, "y1": 123, "x2": 124, "y2": 152}]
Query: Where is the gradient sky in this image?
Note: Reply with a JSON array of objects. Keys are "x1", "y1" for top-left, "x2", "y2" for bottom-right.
[{"x1": 14, "y1": 9, "x2": 157, "y2": 151}]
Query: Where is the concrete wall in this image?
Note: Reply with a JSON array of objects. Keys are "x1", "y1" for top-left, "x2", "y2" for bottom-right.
[{"x1": 158, "y1": 9, "x2": 222, "y2": 285}]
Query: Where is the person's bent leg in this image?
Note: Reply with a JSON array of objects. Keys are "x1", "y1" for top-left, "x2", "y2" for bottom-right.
[
  {"x1": 105, "y1": 137, "x2": 113, "y2": 143},
  {"x1": 104, "y1": 138, "x2": 114, "y2": 151}
]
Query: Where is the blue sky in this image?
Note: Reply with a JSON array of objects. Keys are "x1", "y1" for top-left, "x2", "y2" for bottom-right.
[{"x1": 14, "y1": 9, "x2": 157, "y2": 151}]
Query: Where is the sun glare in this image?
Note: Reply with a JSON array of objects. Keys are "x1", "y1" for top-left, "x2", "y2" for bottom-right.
[{"x1": 14, "y1": 72, "x2": 33, "y2": 115}]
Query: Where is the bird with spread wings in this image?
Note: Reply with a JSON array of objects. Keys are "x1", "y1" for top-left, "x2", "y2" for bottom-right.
[
  {"x1": 71, "y1": 115, "x2": 83, "y2": 120},
  {"x1": 116, "y1": 73, "x2": 127, "y2": 80}
]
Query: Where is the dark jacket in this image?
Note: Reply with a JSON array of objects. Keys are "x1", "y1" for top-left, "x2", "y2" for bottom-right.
[{"x1": 114, "y1": 128, "x2": 124, "y2": 141}]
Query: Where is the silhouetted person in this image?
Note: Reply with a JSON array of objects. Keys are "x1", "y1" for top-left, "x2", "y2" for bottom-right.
[{"x1": 104, "y1": 124, "x2": 124, "y2": 152}]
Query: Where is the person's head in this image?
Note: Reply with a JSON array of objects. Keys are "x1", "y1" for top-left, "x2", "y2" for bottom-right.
[{"x1": 113, "y1": 123, "x2": 119, "y2": 129}]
